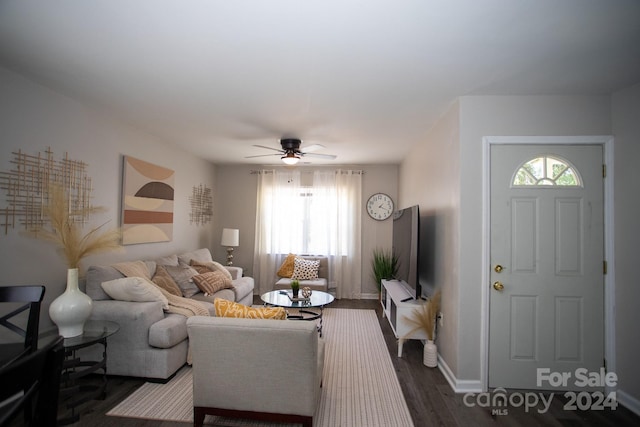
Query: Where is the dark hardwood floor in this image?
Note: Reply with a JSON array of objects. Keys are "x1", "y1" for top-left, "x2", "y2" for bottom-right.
[{"x1": 52, "y1": 298, "x2": 639, "y2": 427}]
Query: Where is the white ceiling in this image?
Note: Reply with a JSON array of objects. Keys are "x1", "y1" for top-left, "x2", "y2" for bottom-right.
[{"x1": 1, "y1": 1, "x2": 639, "y2": 165}]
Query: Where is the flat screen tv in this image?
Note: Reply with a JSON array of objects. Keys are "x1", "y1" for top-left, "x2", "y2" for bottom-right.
[{"x1": 392, "y1": 205, "x2": 420, "y2": 299}]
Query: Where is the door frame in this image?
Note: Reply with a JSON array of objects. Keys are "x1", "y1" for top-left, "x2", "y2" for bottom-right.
[{"x1": 480, "y1": 135, "x2": 615, "y2": 392}]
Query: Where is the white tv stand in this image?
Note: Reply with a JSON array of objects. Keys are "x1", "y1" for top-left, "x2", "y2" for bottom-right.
[{"x1": 381, "y1": 279, "x2": 428, "y2": 357}]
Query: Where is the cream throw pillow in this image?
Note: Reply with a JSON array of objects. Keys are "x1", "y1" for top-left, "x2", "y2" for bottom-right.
[{"x1": 101, "y1": 277, "x2": 169, "y2": 309}]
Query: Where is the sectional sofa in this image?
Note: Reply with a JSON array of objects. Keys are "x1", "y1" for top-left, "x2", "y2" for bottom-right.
[{"x1": 78, "y1": 248, "x2": 254, "y2": 381}]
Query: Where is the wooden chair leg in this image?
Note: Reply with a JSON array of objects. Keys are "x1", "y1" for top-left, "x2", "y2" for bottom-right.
[{"x1": 194, "y1": 407, "x2": 206, "y2": 427}]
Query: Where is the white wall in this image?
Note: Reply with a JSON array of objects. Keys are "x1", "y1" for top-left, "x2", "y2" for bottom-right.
[
  {"x1": 215, "y1": 164, "x2": 398, "y2": 298},
  {"x1": 611, "y1": 83, "x2": 640, "y2": 412},
  {"x1": 399, "y1": 101, "x2": 461, "y2": 378},
  {"x1": 0, "y1": 67, "x2": 217, "y2": 327}
]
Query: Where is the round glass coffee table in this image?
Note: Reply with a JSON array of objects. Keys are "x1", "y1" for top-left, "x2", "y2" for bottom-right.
[{"x1": 261, "y1": 290, "x2": 335, "y2": 336}]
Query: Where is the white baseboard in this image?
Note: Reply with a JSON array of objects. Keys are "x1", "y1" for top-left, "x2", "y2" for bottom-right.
[
  {"x1": 618, "y1": 389, "x2": 640, "y2": 416},
  {"x1": 360, "y1": 292, "x2": 380, "y2": 300},
  {"x1": 437, "y1": 355, "x2": 483, "y2": 394}
]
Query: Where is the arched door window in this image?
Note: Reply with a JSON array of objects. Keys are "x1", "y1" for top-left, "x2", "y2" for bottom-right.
[{"x1": 512, "y1": 155, "x2": 582, "y2": 187}]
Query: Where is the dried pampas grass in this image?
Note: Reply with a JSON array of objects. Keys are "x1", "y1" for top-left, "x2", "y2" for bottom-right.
[
  {"x1": 26, "y1": 183, "x2": 121, "y2": 269},
  {"x1": 403, "y1": 290, "x2": 441, "y2": 341}
]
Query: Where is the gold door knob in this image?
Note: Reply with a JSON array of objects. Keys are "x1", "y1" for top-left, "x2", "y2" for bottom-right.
[
  {"x1": 494, "y1": 264, "x2": 505, "y2": 273},
  {"x1": 493, "y1": 281, "x2": 504, "y2": 291}
]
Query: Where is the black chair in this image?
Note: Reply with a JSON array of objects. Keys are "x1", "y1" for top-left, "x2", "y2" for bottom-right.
[
  {"x1": 0, "y1": 335, "x2": 65, "y2": 427},
  {"x1": 0, "y1": 286, "x2": 45, "y2": 368}
]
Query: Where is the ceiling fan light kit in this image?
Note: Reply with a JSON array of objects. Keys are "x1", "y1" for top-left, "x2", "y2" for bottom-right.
[{"x1": 281, "y1": 152, "x2": 300, "y2": 165}]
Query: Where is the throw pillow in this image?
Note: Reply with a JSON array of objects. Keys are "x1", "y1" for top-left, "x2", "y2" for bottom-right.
[
  {"x1": 151, "y1": 265, "x2": 182, "y2": 297},
  {"x1": 192, "y1": 271, "x2": 234, "y2": 296},
  {"x1": 101, "y1": 277, "x2": 169, "y2": 309},
  {"x1": 292, "y1": 258, "x2": 320, "y2": 280},
  {"x1": 214, "y1": 299, "x2": 286, "y2": 320},
  {"x1": 276, "y1": 253, "x2": 297, "y2": 278},
  {"x1": 190, "y1": 259, "x2": 233, "y2": 281},
  {"x1": 164, "y1": 263, "x2": 200, "y2": 298}
]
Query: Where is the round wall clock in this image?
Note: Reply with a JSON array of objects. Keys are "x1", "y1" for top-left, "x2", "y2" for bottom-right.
[{"x1": 366, "y1": 193, "x2": 394, "y2": 221}]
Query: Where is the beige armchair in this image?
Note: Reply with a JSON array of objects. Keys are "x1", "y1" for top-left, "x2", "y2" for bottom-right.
[{"x1": 186, "y1": 316, "x2": 324, "y2": 427}]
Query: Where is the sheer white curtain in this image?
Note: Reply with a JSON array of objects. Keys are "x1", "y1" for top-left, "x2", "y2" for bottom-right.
[
  {"x1": 253, "y1": 169, "x2": 301, "y2": 294},
  {"x1": 312, "y1": 170, "x2": 362, "y2": 298},
  {"x1": 253, "y1": 169, "x2": 362, "y2": 298}
]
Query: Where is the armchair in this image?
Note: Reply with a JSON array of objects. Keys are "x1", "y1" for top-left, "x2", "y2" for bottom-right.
[{"x1": 187, "y1": 316, "x2": 324, "y2": 427}]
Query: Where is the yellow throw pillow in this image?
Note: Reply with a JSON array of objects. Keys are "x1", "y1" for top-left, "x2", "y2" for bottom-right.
[
  {"x1": 192, "y1": 271, "x2": 234, "y2": 296},
  {"x1": 276, "y1": 253, "x2": 297, "y2": 278},
  {"x1": 214, "y1": 299, "x2": 286, "y2": 320}
]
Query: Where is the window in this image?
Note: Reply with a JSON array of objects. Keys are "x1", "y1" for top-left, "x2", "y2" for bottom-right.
[{"x1": 512, "y1": 155, "x2": 582, "y2": 187}]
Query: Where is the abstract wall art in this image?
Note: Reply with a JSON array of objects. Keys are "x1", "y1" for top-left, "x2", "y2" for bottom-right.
[{"x1": 121, "y1": 156, "x2": 174, "y2": 245}]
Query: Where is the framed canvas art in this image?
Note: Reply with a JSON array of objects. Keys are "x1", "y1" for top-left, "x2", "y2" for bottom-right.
[{"x1": 121, "y1": 156, "x2": 174, "y2": 245}]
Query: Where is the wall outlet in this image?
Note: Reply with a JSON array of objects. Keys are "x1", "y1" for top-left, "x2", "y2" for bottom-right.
[{"x1": 437, "y1": 312, "x2": 444, "y2": 327}]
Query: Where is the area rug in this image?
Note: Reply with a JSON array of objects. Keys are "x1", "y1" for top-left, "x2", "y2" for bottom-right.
[{"x1": 107, "y1": 308, "x2": 414, "y2": 426}]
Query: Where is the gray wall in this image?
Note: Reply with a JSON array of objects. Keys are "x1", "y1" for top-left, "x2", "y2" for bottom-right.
[
  {"x1": 0, "y1": 67, "x2": 217, "y2": 327},
  {"x1": 215, "y1": 164, "x2": 399, "y2": 298},
  {"x1": 611, "y1": 83, "x2": 640, "y2": 411}
]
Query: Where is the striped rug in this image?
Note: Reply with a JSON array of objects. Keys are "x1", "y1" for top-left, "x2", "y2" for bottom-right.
[{"x1": 107, "y1": 308, "x2": 414, "y2": 426}]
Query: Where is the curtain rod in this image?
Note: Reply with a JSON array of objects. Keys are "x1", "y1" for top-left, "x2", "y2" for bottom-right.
[{"x1": 250, "y1": 169, "x2": 364, "y2": 175}]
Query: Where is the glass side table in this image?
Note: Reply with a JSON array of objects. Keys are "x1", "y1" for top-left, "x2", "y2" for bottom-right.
[{"x1": 58, "y1": 320, "x2": 119, "y2": 425}]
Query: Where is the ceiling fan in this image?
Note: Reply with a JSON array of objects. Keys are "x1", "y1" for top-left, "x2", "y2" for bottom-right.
[{"x1": 245, "y1": 138, "x2": 337, "y2": 165}]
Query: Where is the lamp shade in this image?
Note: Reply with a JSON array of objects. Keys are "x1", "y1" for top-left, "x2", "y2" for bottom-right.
[{"x1": 220, "y1": 228, "x2": 239, "y2": 247}]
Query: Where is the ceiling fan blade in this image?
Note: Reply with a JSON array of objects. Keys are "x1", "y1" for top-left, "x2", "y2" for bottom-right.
[
  {"x1": 302, "y1": 152, "x2": 337, "y2": 160},
  {"x1": 252, "y1": 144, "x2": 284, "y2": 153},
  {"x1": 302, "y1": 143, "x2": 325, "y2": 153},
  {"x1": 244, "y1": 153, "x2": 281, "y2": 158}
]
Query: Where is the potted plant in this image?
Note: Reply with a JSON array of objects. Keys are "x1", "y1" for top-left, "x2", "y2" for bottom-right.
[
  {"x1": 290, "y1": 279, "x2": 300, "y2": 298},
  {"x1": 403, "y1": 290, "x2": 441, "y2": 367},
  {"x1": 371, "y1": 248, "x2": 398, "y2": 298}
]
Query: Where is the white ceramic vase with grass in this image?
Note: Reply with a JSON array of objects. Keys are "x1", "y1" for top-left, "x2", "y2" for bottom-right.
[
  {"x1": 49, "y1": 268, "x2": 93, "y2": 338},
  {"x1": 423, "y1": 340, "x2": 438, "y2": 367}
]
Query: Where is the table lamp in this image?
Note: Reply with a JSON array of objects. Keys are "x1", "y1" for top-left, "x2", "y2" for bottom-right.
[{"x1": 220, "y1": 228, "x2": 239, "y2": 266}]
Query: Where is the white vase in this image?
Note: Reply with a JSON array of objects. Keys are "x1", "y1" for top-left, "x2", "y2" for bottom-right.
[
  {"x1": 423, "y1": 340, "x2": 438, "y2": 367},
  {"x1": 49, "y1": 268, "x2": 93, "y2": 338}
]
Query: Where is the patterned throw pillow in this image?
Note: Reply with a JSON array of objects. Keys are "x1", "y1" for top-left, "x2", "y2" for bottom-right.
[
  {"x1": 192, "y1": 271, "x2": 234, "y2": 296},
  {"x1": 291, "y1": 258, "x2": 320, "y2": 280},
  {"x1": 214, "y1": 299, "x2": 286, "y2": 320},
  {"x1": 276, "y1": 253, "x2": 297, "y2": 278},
  {"x1": 151, "y1": 265, "x2": 182, "y2": 297},
  {"x1": 190, "y1": 259, "x2": 233, "y2": 281},
  {"x1": 164, "y1": 263, "x2": 200, "y2": 298}
]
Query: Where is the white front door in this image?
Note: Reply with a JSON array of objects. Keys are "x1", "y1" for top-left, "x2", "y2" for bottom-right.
[{"x1": 489, "y1": 144, "x2": 604, "y2": 390}]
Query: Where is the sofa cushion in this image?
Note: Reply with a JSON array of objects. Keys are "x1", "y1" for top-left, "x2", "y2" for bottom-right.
[
  {"x1": 214, "y1": 299, "x2": 286, "y2": 320},
  {"x1": 164, "y1": 263, "x2": 200, "y2": 298},
  {"x1": 277, "y1": 253, "x2": 296, "y2": 278},
  {"x1": 192, "y1": 271, "x2": 234, "y2": 296},
  {"x1": 151, "y1": 265, "x2": 182, "y2": 297},
  {"x1": 178, "y1": 248, "x2": 214, "y2": 265},
  {"x1": 154, "y1": 253, "x2": 179, "y2": 266},
  {"x1": 292, "y1": 258, "x2": 320, "y2": 280},
  {"x1": 275, "y1": 277, "x2": 328, "y2": 292},
  {"x1": 191, "y1": 288, "x2": 235, "y2": 304},
  {"x1": 232, "y1": 276, "x2": 255, "y2": 302},
  {"x1": 190, "y1": 259, "x2": 233, "y2": 281},
  {"x1": 101, "y1": 277, "x2": 169, "y2": 309},
  {"x1": 148, "y1": 314, "x2": 189, "y2": 348},
  {"x1": 86, "y1": 265, "x2": 125, "y2": 300}
]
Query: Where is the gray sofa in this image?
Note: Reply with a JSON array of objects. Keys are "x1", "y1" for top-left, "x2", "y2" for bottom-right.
[
  {"x1": 187, "y1": 316, "x2": 324, "y2": 427},
  {"x1": 78, "y1": 248, "x2": 254, "y2": 381}
]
